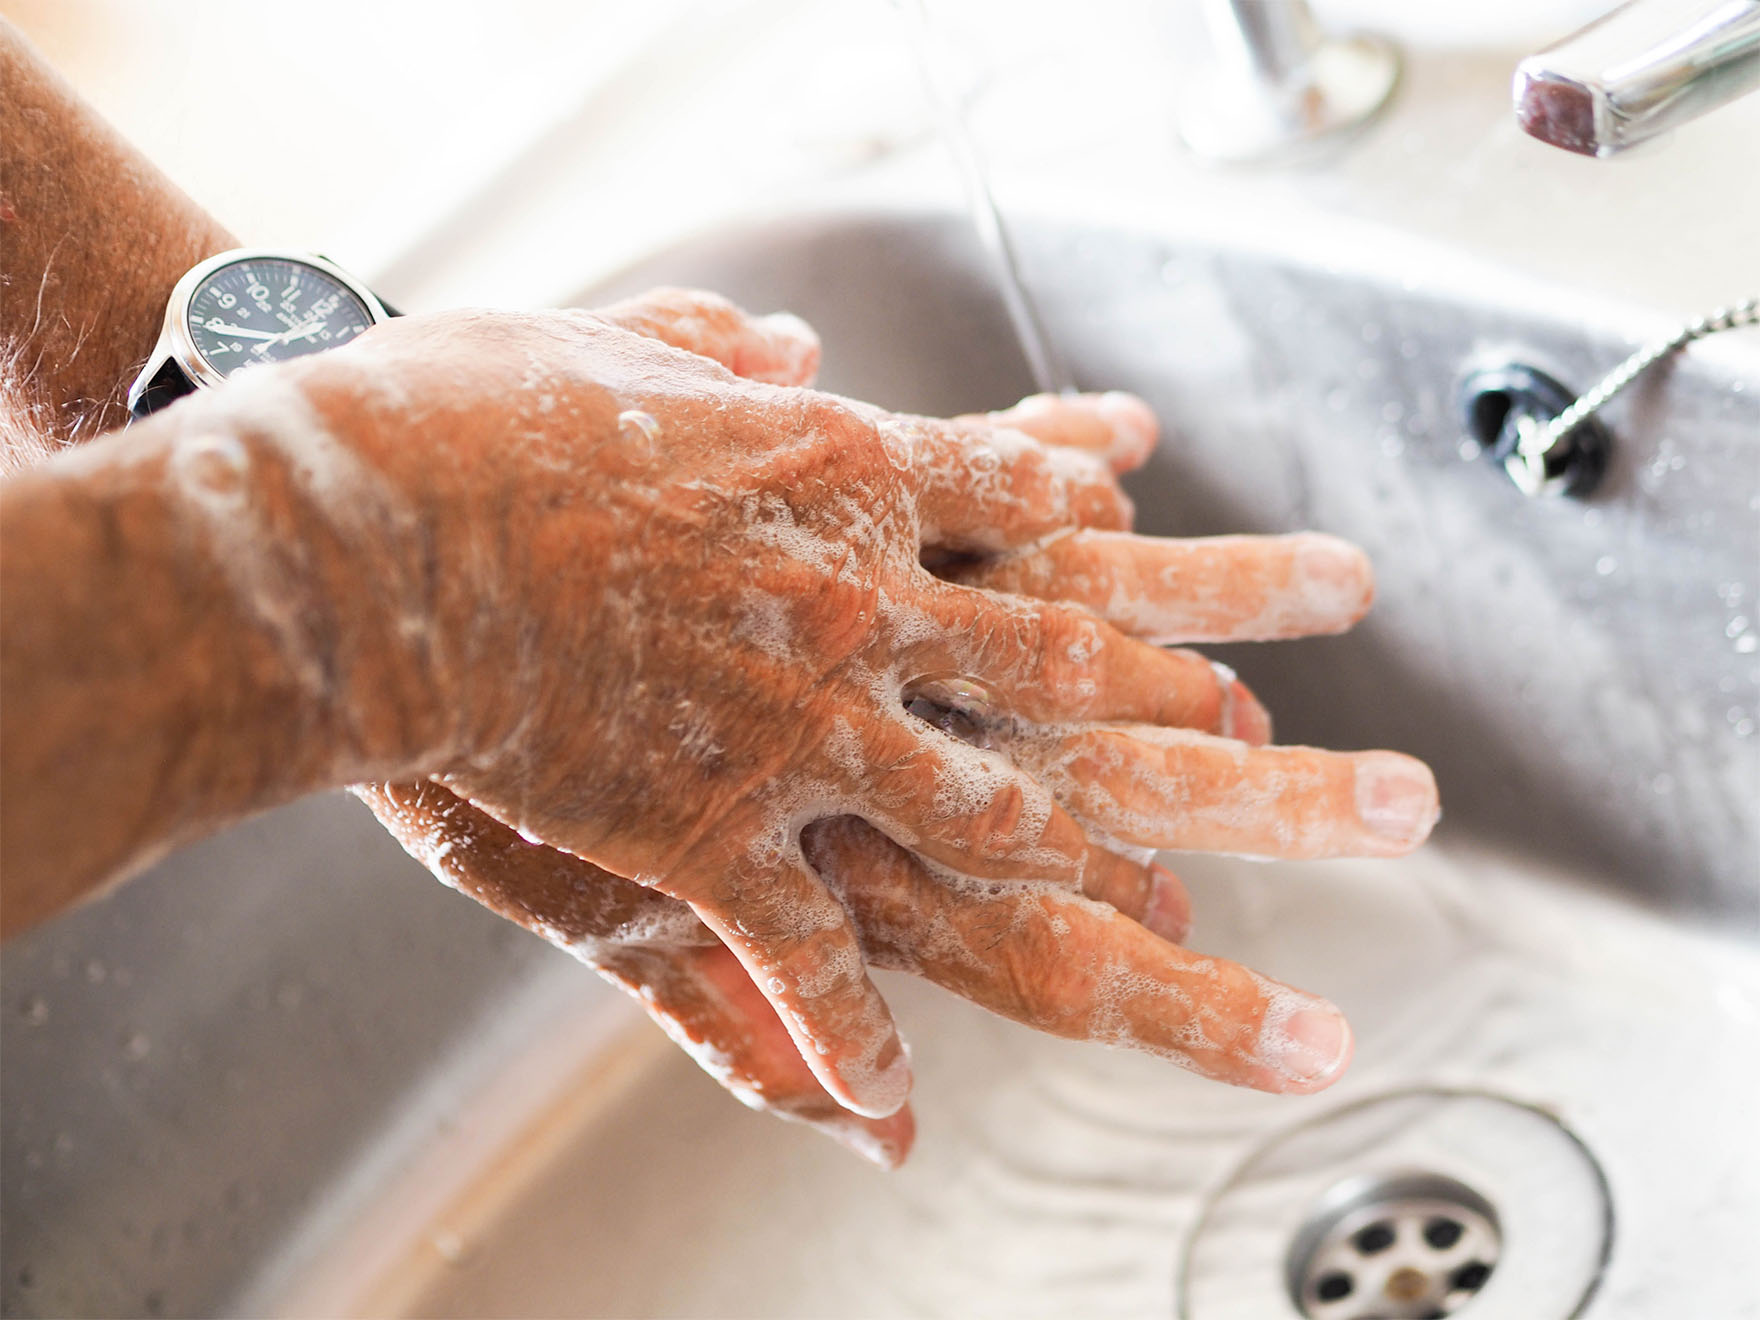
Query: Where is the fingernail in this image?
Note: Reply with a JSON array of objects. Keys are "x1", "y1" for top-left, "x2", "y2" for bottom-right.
[
  {"x1": 754, "y1": 312, "x2": 821, "y2": 384},
  {"x1": 1292, "y1": 535, "x2": 1375, "y2": 628},
  {"x1": 1211, "y1": 662, "x2": 1273, "y2": 744},
  {"x1": 995, "y1": 392, "x2": 1057, "y2": 421},
  {"x1": 1144, "y1": 863, "x2": 1193, "y2": 943},
  {"x1": 828, "y1": 1108, "x2": 914, "y2": 1170},
  {"x1": 1353, "y1": 752, "x2": 1441, "y2": 850},
  {"x1": 1230, "y1": 681, "x2": 1273, "y2": 744},
  {"x1": 1095, "y1": 391, "x2": 1159, "y2": 463},
  {"x1": 839, "y1": 1035, "x2": 913, "y2": 1120},
  {"x1": 835, "y1": 1124, "x2": 907, "y2": 1170},
  {"x1": 1272, "y1": 1005, "x2": 1354, "y2": 1088}
]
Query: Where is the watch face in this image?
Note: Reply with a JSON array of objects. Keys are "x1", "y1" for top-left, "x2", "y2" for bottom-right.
[{"x1": 185, "y1": 257, "x2": 375, "y2": 378}]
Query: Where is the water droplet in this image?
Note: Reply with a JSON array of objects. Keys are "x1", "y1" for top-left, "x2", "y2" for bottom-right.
[
  {"x1": 1457, "y1": 439, "x2": 1480, "y2": 461},
  {"x1": 1380, "y1": 400, "x2": 1405, "y2": 424},
  {"x1": 432, "y1": 1228, "x2": 468, "y2": 1265},
  {"x1": 616, "y1": 409, "x2": 660, "y2": 457},
  {"x1": 1595, "y1": 556, "x2": 1617, "y2": 576},
  {"x1": 85, "y1": 960, "x2": 107, "y2": 985},
  {"x1": 1726, "y1": 615, "x2": 1752, "y2": 638},
  {"x1": 123, "y1": 1032, "x2": 151, "y2": 1061},
  {"x1": 1379, "y1": 432, "x2": 1405, "y2": 457},
  {"x1": 1738, "y1": 634, "x2": 1758, "y2": 654},
  {"x1": 20, "y1": 996, "x2": 48, "y2": 1026}
]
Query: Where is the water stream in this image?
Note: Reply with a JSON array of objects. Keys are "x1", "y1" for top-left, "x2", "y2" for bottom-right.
[{"x1": 901, "y1": 0, "x2": 1073, "y2": 396}]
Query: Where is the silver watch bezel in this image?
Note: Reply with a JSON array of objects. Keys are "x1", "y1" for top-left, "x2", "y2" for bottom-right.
[{"x1": 128, "y1": 248, "x2": 392, "y2": 413}]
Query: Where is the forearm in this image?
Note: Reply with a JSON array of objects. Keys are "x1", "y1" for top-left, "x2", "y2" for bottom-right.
[
  {"x1": 0, "y1": 19, "x2": 235, "y2": 456},
  {"x1": 0, "y1": 372, "x2": 451, "y2": 935}
]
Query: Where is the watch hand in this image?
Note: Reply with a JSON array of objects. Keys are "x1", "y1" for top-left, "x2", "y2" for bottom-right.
[
  {"x1": 247, "y1": 319, "x2": 325, "y2": 355},
  {"x1": 276, "y1": 320, "x2": 325, "y2": 345},
  {"x1": 204, "y1": 322, "x2": 282, "y2": 341}
]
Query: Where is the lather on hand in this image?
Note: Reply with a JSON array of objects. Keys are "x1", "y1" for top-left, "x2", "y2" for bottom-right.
[{"x1": 332, "y1": 288, "x2": 1438, "y2": 1152}]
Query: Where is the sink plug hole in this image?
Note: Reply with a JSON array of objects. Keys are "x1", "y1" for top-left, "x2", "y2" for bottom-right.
[
  {"x1": 1455, "y1": 363, "x2": 1610, "y2": 499},
  {"x1": 1315, "y1": 1273, "x2": 1354, "y2": 1301},
  {"x1": 1424, "y1": 1218, "x2": 1464, "y2": 1250},
  {"x1": 1352, "y1": 1222, "x2": 1397, "y2": 1255},
  {"x1": 1288, "y1": 1171, "x2": 1501, "y2": 1319}
]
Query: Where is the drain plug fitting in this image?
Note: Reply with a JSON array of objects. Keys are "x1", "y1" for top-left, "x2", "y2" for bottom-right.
[{"x1": 1287, "y1": 1170, "x2": 1500, "y2": 1319}]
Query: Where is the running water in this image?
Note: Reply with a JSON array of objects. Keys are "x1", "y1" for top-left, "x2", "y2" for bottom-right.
[{"x1": 901, "y1": 0, "x2": 1074, "y2": 396}]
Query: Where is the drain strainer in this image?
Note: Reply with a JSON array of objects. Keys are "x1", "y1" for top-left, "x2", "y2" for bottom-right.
[
  {"x1": 1176, "y1": 1088, "x2": 1612, "y2": 1320},
  {"x1": 1287, "y1": 1170, "x2": 1500, "y2": 1319}
]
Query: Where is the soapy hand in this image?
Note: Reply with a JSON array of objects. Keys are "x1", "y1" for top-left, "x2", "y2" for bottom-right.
[{"x1": 326, "y1": 289, "x2": 1437, "y2": 1157}]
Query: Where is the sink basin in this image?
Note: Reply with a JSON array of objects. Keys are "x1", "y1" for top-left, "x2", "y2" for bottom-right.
[{"x1": 4, "y1": 207, "x2": 1756, "y2": 1319}]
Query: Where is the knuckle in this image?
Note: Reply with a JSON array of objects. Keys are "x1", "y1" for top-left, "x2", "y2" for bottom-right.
[
  {"x1": 1032, "y1": 605, "x2": 1107, "y2": 706},
  {"x1": 966, "y1": 780, "x2": 1028, "y2": 859}
]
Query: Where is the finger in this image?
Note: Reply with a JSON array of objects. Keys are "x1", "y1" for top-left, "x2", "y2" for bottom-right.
[
  {"x1": 882, "y1": 412, "x2": 1133, "y2": 553},
  {"x1": 903, "y1": 582, "x2": 1273, "y2": 742},
  {"x1": 947, "y1": 530, "x2": 1374, "y2": 644},
  {"x1": 868, "y1": 702, "x2": 1191, "y2": 935},
  {"x1": 1083, "y1": 849, "x2": 1193, "y2": 944},
  {"x1": 596, "y1": 286, "x2": 821, "y2": 386},
  {"x1": 1001, "y1": 724, "x2": 1440, "y2": 859},
  {"x1": 354, "y1": 780, "x2": 714, "y2": 949},
  {"x1": 685, "y1": 850, "x2": 912, "y2": 1120},
  {"x1": 805, "y1": 817, "x2": 1353, "y2": 1095},
  {"x1": 955, "y1": 391, "x2": 1159, "y2": 474},
  {"x1": 601, "y1": 941, "x2": 915, "y2": 1169},
  {"x1": 357, "y1": 782, "x2": 914, "y2": 1165}
]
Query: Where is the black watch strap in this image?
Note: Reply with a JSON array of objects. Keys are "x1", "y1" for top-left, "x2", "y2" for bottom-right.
[{"x1": 130, "y1": 357, "x2": 207, "y2": 420}]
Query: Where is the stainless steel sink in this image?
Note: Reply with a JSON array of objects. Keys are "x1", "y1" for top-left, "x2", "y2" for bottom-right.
[{"x1": 5, "y1": 206, "x2": 1757, "y2": 1317}]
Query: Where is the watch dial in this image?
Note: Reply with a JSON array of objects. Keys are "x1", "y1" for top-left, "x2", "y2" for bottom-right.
[{"x1": 186, "y1": 257, "x2": 374, "y2": 378}]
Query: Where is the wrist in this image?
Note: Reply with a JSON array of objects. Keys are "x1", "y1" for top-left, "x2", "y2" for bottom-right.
[
  {"x1": 105, "y1": 368, "x2": 464, "y2": 795},
  {"x1": 187, "y1": 365, "x2": 468, "y2": 781}
]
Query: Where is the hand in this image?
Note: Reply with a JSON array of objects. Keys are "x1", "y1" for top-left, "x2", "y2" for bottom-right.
[{"x1": 325, "y1": 289, "x2": 1436, "y2": 1152}]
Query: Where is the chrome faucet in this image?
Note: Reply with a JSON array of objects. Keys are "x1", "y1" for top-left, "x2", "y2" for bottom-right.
[
  {"x1": 1514, "y1": 0, "x2": 1760, "y2": 157},
  {"x1": 1175, "y1": 0, "x2": 1401, "y2": 162}
]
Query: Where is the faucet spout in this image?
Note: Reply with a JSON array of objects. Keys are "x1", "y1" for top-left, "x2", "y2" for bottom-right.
[{"x1": 1514, "y1": 0, "x2": 1760, "y2": 157}]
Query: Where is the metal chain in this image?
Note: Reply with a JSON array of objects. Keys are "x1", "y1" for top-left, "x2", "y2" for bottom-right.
[{"x1": 1505, "y1": 294, "x2": 1759, "y2": 496}]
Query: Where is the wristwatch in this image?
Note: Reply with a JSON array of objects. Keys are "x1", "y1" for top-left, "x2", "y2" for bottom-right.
[{"x1": 127, "y1": 249, "x2": 398, "y2": 420}]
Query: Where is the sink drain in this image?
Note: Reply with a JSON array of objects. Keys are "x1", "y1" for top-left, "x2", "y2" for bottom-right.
[
  {"x1": 1287, "y1": 1171, "x2": 1500, "y2": 1319},
  {"x1": 1176, "y1": 1087, "x2": 1613, "y2": 1320}
]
